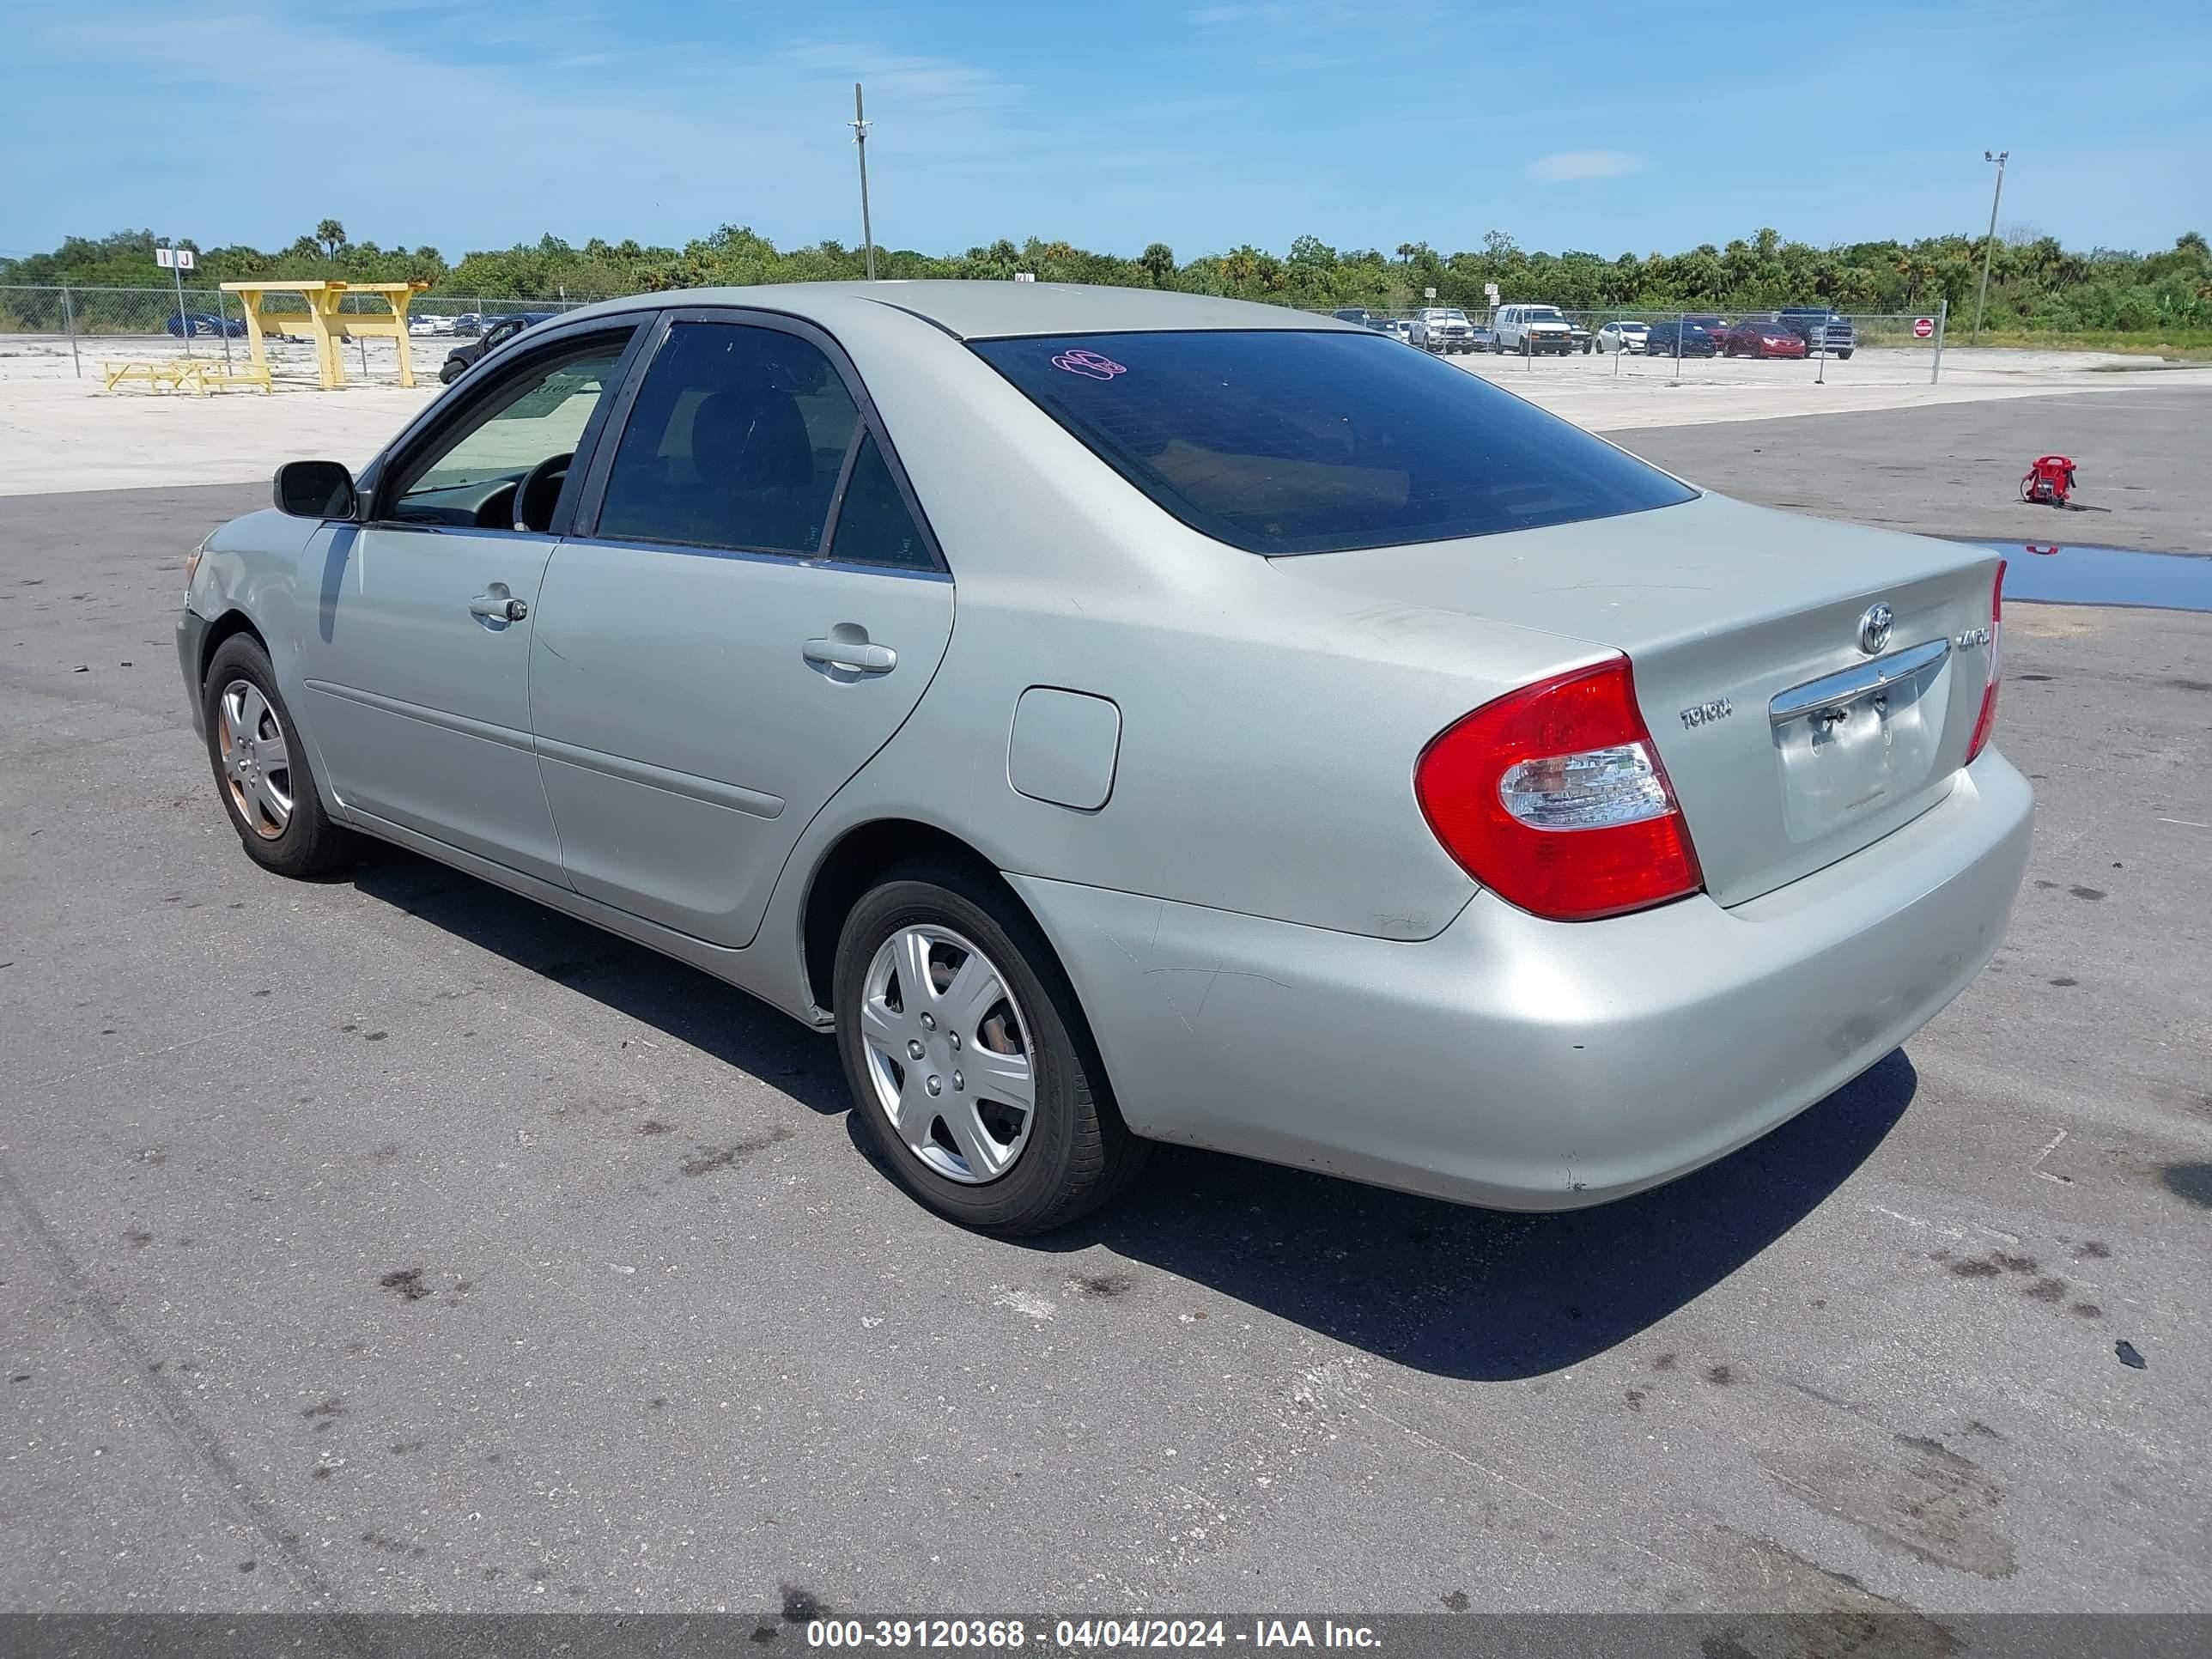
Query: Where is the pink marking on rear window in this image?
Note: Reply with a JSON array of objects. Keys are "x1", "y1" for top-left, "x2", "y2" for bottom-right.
[{"x1": 1050, "y1": 349, "x2": 1127, "y2": 381}]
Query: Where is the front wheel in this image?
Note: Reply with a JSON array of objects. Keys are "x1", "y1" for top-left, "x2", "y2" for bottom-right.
[
  {"x1": 834, "y1": 863, "x2": 1147, "y2": 1235},
  {"x1": 202, "y1": 634, "x2": 358, "y2": 878},
  {"x1": 1837, "y1": 349, "x2": 1854, "y2": 360}
]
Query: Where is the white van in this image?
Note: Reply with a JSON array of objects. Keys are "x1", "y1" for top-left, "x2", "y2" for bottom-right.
[{"x1": 1492, "y1": 303, "x2": 1577, "y2": 356}]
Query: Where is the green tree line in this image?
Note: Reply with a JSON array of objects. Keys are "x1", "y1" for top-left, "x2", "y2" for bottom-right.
[{"x1": 7, "y1": 222, "x2": 2209, "y2": 334}]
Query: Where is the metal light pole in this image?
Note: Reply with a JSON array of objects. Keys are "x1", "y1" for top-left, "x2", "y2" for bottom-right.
[
  {"x1": 851, "y1": 82, "x2": 877, "y2": 282},
  {"x1": 165, "y1": 242, "x2": 191, "y2": 357},
  {"x1": 1971, "y1": 149, "x2": 2008, "y2": 344}
]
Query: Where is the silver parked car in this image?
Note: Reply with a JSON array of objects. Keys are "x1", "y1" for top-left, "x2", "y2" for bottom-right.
[{"x1": 178, "y1": 283, "x2": 2032, "y2": 1234}]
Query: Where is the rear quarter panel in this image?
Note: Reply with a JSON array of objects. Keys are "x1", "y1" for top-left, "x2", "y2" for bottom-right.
[{"x1": 775, "y1": 304, "x2": 1613, "y2": 944}]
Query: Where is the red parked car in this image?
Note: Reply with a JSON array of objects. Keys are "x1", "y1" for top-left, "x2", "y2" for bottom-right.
[{"x1": 1721, "y1": 318, "x2": 1809, "y2": 359}]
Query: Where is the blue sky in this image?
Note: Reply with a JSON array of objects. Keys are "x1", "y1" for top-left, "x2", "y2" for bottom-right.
[{"x1": 3, "y1": 0, "x2": 2207, "y2": 260}]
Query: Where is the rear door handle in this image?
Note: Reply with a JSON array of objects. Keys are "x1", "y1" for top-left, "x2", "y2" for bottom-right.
[
  {"x1": 803, "y1": 636, "x2": 896, "y2": 675},
  {"x1": 470, "y1": 592, "x2": 528, "y2": 623}
]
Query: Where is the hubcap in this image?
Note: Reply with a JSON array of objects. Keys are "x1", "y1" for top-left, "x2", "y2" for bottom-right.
[
  {"x1": 858, "y1": 924, "x2": 1036, "y2": 1184},
  {"x1": 216, "y1": 679, "x2": 294, "y2": 840}
]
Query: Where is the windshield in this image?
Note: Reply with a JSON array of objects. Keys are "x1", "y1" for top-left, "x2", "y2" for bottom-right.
[
  {"x1": 970, "y1": 330, "x2": 1696, "y2": 556},
  {"x1": 1524, "y1": 307, "x2": 1565, "y2": 321}
]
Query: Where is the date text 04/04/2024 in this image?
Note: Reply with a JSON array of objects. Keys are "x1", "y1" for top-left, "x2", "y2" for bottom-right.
[{"x1": 804, "y1": 1619, "x2": 1384, "y2": 1650}]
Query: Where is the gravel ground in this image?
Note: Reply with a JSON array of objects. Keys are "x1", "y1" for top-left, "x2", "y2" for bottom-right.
[{"x1": 1, "y1": 474, "x2": 2206, "y2": 1628}]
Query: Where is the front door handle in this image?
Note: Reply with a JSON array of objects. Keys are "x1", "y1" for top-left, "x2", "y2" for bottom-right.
[
  {"x1": 470, "y1": 592, "x2": 528, "y2": 623},
  {"x1": 803, "y1": 635, "x2": 896, "y2": 675}
]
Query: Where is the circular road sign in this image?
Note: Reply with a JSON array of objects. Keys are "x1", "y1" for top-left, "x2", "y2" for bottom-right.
[{"x1": 1912, "y1": 317, "x2": 1936, "y2": 338}]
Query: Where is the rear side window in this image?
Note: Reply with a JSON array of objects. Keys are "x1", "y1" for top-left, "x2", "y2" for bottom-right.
[
  {"x1": 593, "y1": 321, "x2": 859, "y2": 554},
  {"x1": 830, "y1": 433, "x2": 934, "y2": 570},
  {"x1": 972, "y1": 331, "x2": 1694, "y2": 555}
]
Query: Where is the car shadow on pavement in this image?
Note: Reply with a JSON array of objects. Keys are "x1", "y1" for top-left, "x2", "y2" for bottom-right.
[
  {"x1": 1036, "y1": 1050, "x2": 1918, "y2": 1382},
  {"x1": 348, "y1": 847, "x2": 1913, "y2": 1382},
  {"x1": 346, "y1": 853, "x2": 854, "y2": 1119}
]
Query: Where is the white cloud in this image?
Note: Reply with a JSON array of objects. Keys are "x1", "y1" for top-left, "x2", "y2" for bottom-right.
[{"x1": 1527, "y1": 149, "x2": 1647, "y2": 183}]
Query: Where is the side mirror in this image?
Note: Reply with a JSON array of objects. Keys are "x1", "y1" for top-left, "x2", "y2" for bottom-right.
[{"x1": 274, "y1": 459, "x2": 358, "y2": 520}]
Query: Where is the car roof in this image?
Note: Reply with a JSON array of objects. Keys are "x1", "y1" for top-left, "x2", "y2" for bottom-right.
[{"x1": 556, "y1": 280, "x2": 1364, "y2": 343}]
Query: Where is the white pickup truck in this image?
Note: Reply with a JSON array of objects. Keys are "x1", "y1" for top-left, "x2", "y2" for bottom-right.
[{"x1": 1410, "y1": 307, "x2": 1480, "y2": 355}]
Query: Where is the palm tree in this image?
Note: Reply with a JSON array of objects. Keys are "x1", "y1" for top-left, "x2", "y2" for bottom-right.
[
  {"x1": 315, "y1": 219, "x2": 348, "y2": 263},
  {"x1": 1892, "y1": 250, "x2": 1936, "y2": 307},
  {"x1": 1139, "y1": 242, "x2": 1176, "y2": 287}
]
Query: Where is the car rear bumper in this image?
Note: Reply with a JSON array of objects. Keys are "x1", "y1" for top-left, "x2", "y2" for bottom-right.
[{"x1": 1012, "y1": 750, "x2": 2032, "y2": 1212}]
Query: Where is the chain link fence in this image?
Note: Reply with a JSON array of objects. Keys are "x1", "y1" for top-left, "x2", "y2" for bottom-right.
[
  {"x1": 1314, "y1": 304, "x2": 1952, "y2": 385},
  {"x1": 0, "y1": 284, "x2": 592, "y2": 384},
  {"x1": 3, "y1": 283, "x2": 1953, "y2": 390}
]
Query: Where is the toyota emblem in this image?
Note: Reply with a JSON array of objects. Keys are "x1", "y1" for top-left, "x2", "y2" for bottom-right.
[{"x1": 1856, "y1": 603, "x2": 1894, "y2": 655}]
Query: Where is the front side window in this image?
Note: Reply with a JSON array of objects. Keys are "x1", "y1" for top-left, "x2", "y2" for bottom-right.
[
  {"x1": 388, "y1": 335, "x2": 629, "y2": 527},
  {"x1": 972, "y1": 330, "x2": 1695, "y2": 556},
  {"x1": 593, "y1": 321, "x2": 859, "y2": 554}
]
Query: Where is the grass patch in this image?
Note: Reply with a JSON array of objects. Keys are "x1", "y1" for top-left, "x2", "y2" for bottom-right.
[{"x1": 1952, "y1": 329, "x2": 2212, "y2": 362}]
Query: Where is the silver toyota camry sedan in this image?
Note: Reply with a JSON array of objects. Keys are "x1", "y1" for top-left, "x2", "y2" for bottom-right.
[{"x1": 177, "y1": 283, "x2": 2032, "y2": 1233}]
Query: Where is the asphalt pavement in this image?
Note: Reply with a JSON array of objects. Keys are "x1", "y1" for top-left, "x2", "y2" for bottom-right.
[
  {"x1": 2, "y1": 474, "x2": 2207, "y2": 1628},
  {"x1": 1611, "y1": 385, "x2": 2212, "y2": 552}
]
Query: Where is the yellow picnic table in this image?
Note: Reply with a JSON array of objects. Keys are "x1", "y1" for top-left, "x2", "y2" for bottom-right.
[{"x1": 219, "y1": 279, "x2": 428, "y2": 390}]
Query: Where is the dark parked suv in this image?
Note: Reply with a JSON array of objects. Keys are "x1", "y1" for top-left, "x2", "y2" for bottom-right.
[
  {"x1": 438, "y1": 312, "x2": 555, "y2": 384},
  {"x1": 1776, "y1": 307, "x2": 1856, "y2": 359}
]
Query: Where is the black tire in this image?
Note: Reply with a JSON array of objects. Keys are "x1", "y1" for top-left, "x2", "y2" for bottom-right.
[
  {"x1": 833, "y1": 860, "x2": 1148, "y2": 1235},
  {"x1": 438, "y1": 358, "x2": 464, "y2": 385},
  {"x1": 1837, "y1": 349, "x2": 1854, "y2": 360},
  {"x1": 202, "y1": 633, "x2": 358, "y2": 878}
]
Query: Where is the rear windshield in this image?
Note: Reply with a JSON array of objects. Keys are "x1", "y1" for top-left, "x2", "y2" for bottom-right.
[{"x1": 971, "y1": 330, "x2": 1695, "y2": 556}]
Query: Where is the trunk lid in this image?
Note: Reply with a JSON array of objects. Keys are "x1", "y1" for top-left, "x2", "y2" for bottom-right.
[{"x1": 1273, "y1": 492, "x2": 2001, "y2": 907}]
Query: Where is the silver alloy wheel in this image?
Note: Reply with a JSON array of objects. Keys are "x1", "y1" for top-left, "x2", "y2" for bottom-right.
[
  {"x1": 216, "y1": 678, "x2": 294, "y2": 840},
  {"x1": 858, "y1": 923, "x2": 1036, "y2": 1184}
]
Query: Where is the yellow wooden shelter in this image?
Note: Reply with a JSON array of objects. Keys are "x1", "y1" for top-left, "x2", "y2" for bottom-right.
[{"x1": 219, "y1": 280, "x2": 428, "y2": 390}]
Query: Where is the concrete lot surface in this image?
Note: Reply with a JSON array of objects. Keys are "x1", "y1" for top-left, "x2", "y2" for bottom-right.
[
  {"x1": 1, "y1": 474, "x2": 2207, "y2": 1621},
  {"x1": 6, "y1": 336, "x2": 2212, "y2": 497}
]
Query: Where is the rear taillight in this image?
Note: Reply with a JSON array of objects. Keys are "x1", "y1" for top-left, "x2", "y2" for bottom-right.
[
  {"x1": 1414, "y1": 658, "x2": 1705, "y2": 922},
  {"x1": 1966, "y1": 560, "x2": 2006, "y2": 763}
]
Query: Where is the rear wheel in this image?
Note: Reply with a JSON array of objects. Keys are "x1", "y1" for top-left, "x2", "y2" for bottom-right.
[
  {"x1": 833, "y1": 862, "x2": 1147, "y2": 1235},
  {"x1": 202, "y1": 634, "x2": 358, "y2": 878}
]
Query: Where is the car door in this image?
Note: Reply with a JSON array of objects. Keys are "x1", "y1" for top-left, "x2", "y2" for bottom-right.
[
  {"x1": 296, "y1": 322, "x2": 641, "y2": 882},
  {"x1": 530, "y1": 311, "x2": 955, "y2": 947}
]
